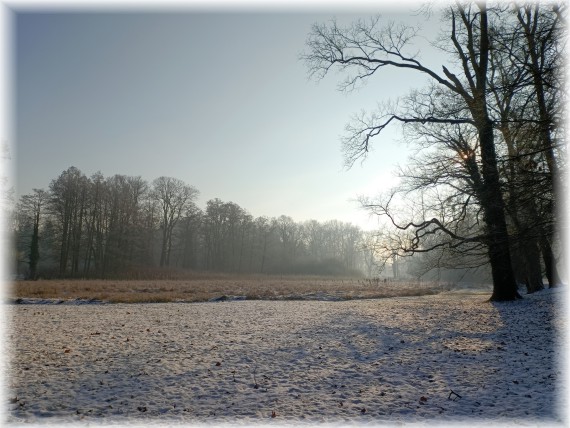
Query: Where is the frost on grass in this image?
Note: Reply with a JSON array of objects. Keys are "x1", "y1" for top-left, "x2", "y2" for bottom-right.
[{"x1": 5, "y1": 289, "x2": 566, "y2": 425}]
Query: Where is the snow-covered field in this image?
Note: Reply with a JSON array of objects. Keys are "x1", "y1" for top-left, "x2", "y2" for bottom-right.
[{"x1": 3, "y1": 288, "x2": 567, "y2": 426}]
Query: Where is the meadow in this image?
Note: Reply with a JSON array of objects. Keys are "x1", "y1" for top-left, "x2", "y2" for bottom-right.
[{"x1": 9, "y1": 275, "x2": 458, "y2": 304}]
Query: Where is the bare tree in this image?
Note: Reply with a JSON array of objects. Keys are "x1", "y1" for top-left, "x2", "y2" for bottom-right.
[
  {"x1": 179, "y1": 205, "x2": 203, "y2": 270},
  {"x1": 254, "y1": 216, "x2": 275, "y2": 274},
  {"x1": 18, "y1": 189, "x2": 48, "y2": 279},
  {"x1": 511, "y1": 3, "x2": 564, "y2": 287},
  {"x1": 151, "y1": 177, "x2": 199, "y2": 267},
  {"x1": 302, "y1": 2, "x2": 528, "y2": 300},
  {"x1": 481, "y1": 2, "x2": 565, "y2": 290},
  {"x1": 48, "y1": 166, "x2": 89, "y2": 276}
]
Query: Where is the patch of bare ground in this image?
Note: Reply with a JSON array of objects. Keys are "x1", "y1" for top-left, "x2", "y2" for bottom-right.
[{"x1": 9, "y1": 275, "x2": 452, "y2": 303}]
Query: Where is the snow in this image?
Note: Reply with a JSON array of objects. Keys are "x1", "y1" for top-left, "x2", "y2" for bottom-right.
[{"x1": 3, "y1": 288, "x2": 567, "y2": 426}]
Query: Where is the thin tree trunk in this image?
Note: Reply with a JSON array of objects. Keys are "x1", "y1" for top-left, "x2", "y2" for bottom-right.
[
  {"x1": 539, "y1": 234, "x2": 561, "y2": 287},
  {"x1": 29, "y1": 214, "x2": 40, "y2": 280}
]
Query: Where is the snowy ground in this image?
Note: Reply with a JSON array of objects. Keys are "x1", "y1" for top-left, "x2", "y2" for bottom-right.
[{"x1": 3, "y1": 288, "x2": 567, "y2": 426}]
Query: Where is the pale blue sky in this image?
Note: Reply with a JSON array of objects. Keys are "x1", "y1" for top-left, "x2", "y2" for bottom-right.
[{"x1": 13, "y1": 6, "x2": 445, "y2": 230}]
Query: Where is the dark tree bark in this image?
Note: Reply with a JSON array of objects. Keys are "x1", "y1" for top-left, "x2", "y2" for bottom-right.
[
  {"x1": 476, "y1": 120, "x2": 520, "y2": 300},
  {"x1": 462, "y1": 5, "x2": 519, "y2": 300}
]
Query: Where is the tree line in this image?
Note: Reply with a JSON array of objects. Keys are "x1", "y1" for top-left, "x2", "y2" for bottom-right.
[
  {"x1": 302, "y1": 1, "x2": 565, "y2": 300},
  {"x1": 13, "y1": 166, "x2": 372, "y2": 279}
]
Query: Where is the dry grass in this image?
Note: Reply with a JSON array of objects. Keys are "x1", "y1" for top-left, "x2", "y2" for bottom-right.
[{"x1": 9, "y1": 275, "x2": 451, "y2": 304}]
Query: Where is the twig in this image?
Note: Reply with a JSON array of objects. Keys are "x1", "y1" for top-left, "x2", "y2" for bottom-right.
[{"x1": 448, "y1": 390, "x2": 462, "y2": 401}]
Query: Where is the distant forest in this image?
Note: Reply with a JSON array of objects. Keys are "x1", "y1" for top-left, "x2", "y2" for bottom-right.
[{"x1": 12, "y1": 166, "x2": 378, "y2": 279}]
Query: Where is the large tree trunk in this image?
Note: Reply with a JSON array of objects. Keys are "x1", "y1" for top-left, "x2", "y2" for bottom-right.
[
  {"x1": 477, "y1": 120, "x2": 521, "y2": 301},
  {"x1": 472, "y1": 5, "x2": 520, "y2": 301},
  {"x1": 484, "y1": 215, "x2": 521, "y2": 300}
]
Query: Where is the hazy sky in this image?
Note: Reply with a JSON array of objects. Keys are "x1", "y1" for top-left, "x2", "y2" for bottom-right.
[{"x1": 12, "y1": 4, "x2": 446, "y2": 230}]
